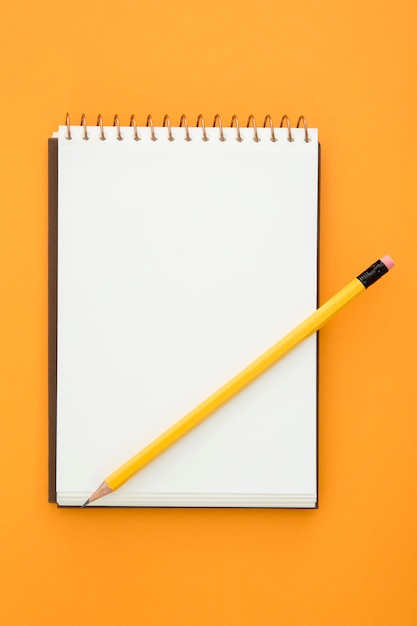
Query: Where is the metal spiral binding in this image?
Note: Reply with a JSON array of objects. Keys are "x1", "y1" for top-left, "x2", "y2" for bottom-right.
[
  {"x1": 64, "y1": 113, "x2": 310, "y2": 142},
  {"x1": 146, "y1": 114, "x2": 157, "y2": 141},
  {"x1": 80, "y1": 114, "x2": 88, "y2": 140},
  {"x1": 113, "y1": 114, "x2": 122, "y2": 141},
  {"x1": 97, "y1": 114, "x2": 105, "y2": 141},
  {"x1": 65, "y1": 113, "x2": 71, "y2": 140},
  {"x1": 162, "y1": 114, "x2": 174, "y2": 141},
  {"x1": 213, "y1": 114, "x2": 226, "y2": 142},
  {"x1": 280, "y1": 115, "x2": 293, "y2": 142},
  {"x1": 296, "y1": 116, "x2": 310, "y2": 142},
  {"x1": 230, "y1": 115, "x2": 243, "y2": 142},
  {"x1": 129, "y1": 114, "x2": 140, "y2": 141},
  {"x1": 247, "y1": 115, "x2": 260, "y2": 142},
  {"x1": 179, "y1": 115, "x2": 192, "y2": 141},
  {"x1": 196, "y1": 114, "x2": 209, "y2": 141},
  {"x1": 263, "y1": 115, "x2": 277, "y2": 142}
]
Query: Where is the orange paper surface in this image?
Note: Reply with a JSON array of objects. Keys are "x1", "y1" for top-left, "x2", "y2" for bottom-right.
[{"x1": 1, "y1": 1, "x2": 416, "y2": 624}]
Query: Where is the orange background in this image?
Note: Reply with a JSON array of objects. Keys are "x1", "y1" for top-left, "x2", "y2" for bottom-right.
[{"x1": 1, "y1": 0, "x2": 416, "y2": 624}]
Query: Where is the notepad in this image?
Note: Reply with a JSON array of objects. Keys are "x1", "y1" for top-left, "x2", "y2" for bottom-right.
[{"x1": 49, "y1": 114, "x2": 320, "y2": 507}]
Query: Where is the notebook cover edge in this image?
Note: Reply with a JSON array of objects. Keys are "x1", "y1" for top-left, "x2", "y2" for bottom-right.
[{"x1": 48, "y1": 137, "x2": 58, "y2": 503}]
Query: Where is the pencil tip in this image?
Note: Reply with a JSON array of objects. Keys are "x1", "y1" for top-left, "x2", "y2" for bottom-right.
[{"x1": 82, "y1": 481, "x2": 113, "y2": 506}]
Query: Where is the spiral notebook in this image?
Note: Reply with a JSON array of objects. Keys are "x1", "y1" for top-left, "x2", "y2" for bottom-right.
[{"x1": 49, "y1": 113, "x2": 320, "y2": 507}]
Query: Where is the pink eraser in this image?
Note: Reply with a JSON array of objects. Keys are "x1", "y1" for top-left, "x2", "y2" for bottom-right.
[{"x1": 381, "y1": 255, "x2": 395, "y2": 270}]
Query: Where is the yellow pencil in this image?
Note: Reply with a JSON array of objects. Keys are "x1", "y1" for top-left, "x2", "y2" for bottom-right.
[{"x1": 83, "y1": 256, "x2": 395, "y2": 506}]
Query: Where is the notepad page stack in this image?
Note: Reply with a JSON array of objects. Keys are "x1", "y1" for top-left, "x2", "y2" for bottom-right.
[{"x1": 49, "y1": 116, "x2": 319, "y2": 507}]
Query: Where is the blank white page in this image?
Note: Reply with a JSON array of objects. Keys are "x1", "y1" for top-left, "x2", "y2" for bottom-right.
[{"x1": 55, "y1": 123, "x2": 319, "y2": 507}]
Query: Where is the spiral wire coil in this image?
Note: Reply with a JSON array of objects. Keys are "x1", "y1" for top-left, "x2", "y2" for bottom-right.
[{"x1": 64, "y1": 113, "x2": 311, "y2": 143}]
